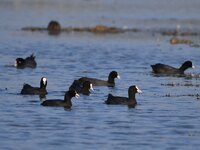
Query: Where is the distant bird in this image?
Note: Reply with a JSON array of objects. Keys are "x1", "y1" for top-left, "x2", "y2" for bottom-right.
[
  {"x1": 105, "y1": 85, "x2": 142, "y2": 108},
  {"x1": 151, "y1": 61, "x2": 195, "y2": 75},
  {"x1": 79, "y1": 71, "x2": 120, "y2": 87},
  {"x1": 41, "y1": 90, "x2": 79, "y2": 109},
  {"x1": 69, "y1": 80, "x2": 93, "y2": 96},
  {"x1": 21, "y1": 77, "x2": 47, "y2": 95},
  {"x1": 47, "y1": 20, "x2": 61, "y2": 35},
  {"x1": 15, "y1": 53, "x2": 37, "y2": 69}
]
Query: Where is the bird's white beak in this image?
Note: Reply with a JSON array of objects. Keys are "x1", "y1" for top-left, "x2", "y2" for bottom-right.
[
  {"x1": 136, "y1": 86, "x2": 142, "y2": 93},
  {"x1": 14, "y1": 60, "x2": 17, "y2": 67},
  {"x1": 192, "y1": 65, "x2": 195, "y2": 69},
  {"x1": 42, "y1": 78, "x2": 47, "y2": 85},
  {"x1": 90, "y1": 84, "x2": 94, "y2": 91},
  {"x1": 117, "y1": 75, "x2": 120, "y2": 79},
  {"x1": 75, "y1": 93, "x2": 80, "y2": 98}
]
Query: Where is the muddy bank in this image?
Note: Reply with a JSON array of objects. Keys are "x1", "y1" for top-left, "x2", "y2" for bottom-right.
[
  {"x1": 161, "y1": 83, "x2": 200, "y2": 87},
  {"x1": 22, "y1": 25, "x2": 200, "y2": 36},
  {"x1": 22, "y1": 21, "x2": 200, "y2": 36},
  {"x1": 21, "y1": 21, "x2": 200, "y2": 47},
  {"x1": 22, "y1": 25, "x2": 139, "y2": 34},
  {"x1": 22, "y1": 21, "x2": 139, "y2": 34},
  {"x1": 170, "y1": 37, "x2": 193, "y2": 45}
]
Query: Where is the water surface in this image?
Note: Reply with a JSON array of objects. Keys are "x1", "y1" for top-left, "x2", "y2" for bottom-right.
[{"x1": 0, "y1": 0, "x2": 200, "y2": 150}]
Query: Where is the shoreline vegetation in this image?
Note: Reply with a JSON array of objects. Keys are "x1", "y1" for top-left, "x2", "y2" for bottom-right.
[
  {"x1": 22, "y1": 24, "x2": 139, "y2": 34},
  {"x1": 21, "y1": 20, "x2": 200, "y2": 46}
]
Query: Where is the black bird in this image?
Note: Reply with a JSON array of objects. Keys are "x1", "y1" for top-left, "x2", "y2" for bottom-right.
[
  {"x1": 69, "y1": 80, "x2": 93, "y2": 96},
  {"x1": 21, "y1": 77, "x2": 47, "y2": 95},
  {"x1": 151, "y1": 61, "x2": 195, "y2": 75},
  {"x1": 15, "y1": 53, "x2": 37, "y2": 69},
  {"x1": 47, "y1": 20, "x2": 61, "y2": 35},
  {"x1": 79, "y1": 71, "x2": 120, "y2": 87},
  {"x1": 41, "y1": 90, "x2": 79, "y2": 108},
  {"x1": 105, "y1": 85, "x2": 142, "y2": 108}
]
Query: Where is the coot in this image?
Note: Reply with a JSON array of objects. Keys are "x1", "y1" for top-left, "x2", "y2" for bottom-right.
[
  {"x1": 79, "y1": 71, "x2": 120, "y2": 87},
  {"x1": 47, "y1": 20, "x2": 61, "y2": 35},
  {"x1": 105, "y1": 85, "x2": 142, "y2": 108},
  {"x1": 41, "y1": 90, "x2": 79, "y2": 108},
  {"x1": 21, "y1": 77, "x2": 47, "y2": 95},
  {"x1": 69, "y1": 80, "x2": 93, "y2": 95},
  {"x1": 151, "y1": 61, "x2": 194, "y2": 75},
  {"x1": 15, "y1": 53, "x2": 37, "y2": 69}
]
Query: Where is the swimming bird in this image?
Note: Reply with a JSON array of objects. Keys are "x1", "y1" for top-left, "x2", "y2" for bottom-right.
[
  {"x1": 20, "y1": 77, "x2": 47, "y2": 95},
  {"x1": 105, "y1": 85, "x2": 142, "y2": 108},
  {"x1": 47, "y1": 20, "x2": 61, "y2": 35},
  {"x1": 79, "y1": 71, "x2": 120, "y2": 87},
  {"x1": 151, "y1": 61, "x2": 195, "y2": 75},
  {"x1": 41, "y1": 90, "x2": 79, "y2": 108},
  {"x1": 15, "y1": 53, "x2": 37, "y2": 69},
  {"x1": 69, "y1": 80, "x2": 93, "y2": 96}
]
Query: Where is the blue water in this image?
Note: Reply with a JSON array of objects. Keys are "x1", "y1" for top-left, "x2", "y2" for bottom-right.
[{"x1": 1, "y1": 0, "x2": 200, "y2": 150}]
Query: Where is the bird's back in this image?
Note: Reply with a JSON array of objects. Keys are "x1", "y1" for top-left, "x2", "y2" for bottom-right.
[
  {"x1": 151, "y1": 64, "x2": 180, "y2": 74},
  {"x1": 25, "y1": 54, "x2": 37, "y2": 68},
  {"x1": 21, "y1": 84, "x2": 42, "y2": 95},
  {"x1": 79, "y1": 77, "x2": 109, "y2": 86},
  {"x1": 105, "y1": 94, "x2": 129, "y2": 104},
  {"x1": 41, "y1": 99, "x2": 64, "y2": 106}
]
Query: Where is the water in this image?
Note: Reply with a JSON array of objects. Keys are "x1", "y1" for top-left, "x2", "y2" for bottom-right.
[{"x1": 0, "y1": 0, "x2": 200, "y2": 150}]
